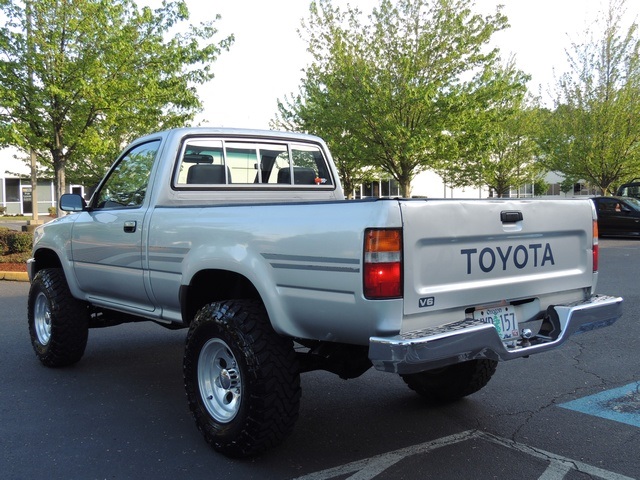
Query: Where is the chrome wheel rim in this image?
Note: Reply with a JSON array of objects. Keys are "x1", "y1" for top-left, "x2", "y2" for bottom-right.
[
  {"x1": 34, "y1": 291, "x2": 52, "y2": 345},
  {"x1": 198, "y1": 338, "x2": 241, "y2": 423}
]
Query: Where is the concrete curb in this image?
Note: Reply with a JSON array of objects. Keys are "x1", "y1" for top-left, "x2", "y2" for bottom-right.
[{"x1": 0, "y1": 271, "x2": 29, "y2": 282}]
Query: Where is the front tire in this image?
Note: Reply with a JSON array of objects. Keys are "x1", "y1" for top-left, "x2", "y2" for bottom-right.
[
  {"x1": 401, "y1": 359, "x2": 498, "y2": 402},
  {"x1": 27, "y1": 268, "x2": 89, "y2": 367},
  {"x1": 184, "y1": 300, "x2": 301, "y2": 458}
]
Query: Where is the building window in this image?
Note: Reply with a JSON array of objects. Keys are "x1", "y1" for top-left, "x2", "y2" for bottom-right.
[
  {"x1": 385, "y1": 179, "x2": 400, "y2": 197},
  {"x1": 358, "y1": 179, "x2": 400, "y2": 198},
  {"x1": 5, "y1": 179, "x2": 20, "y2": 202},
  {"x1": 507, "y1": 183, "x2": 534, "y2": 198}
]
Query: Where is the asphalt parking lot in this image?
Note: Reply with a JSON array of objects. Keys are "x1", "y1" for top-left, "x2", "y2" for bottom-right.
[{"x1": 0, "y1": 238, "x2": 639, "y2": 479}]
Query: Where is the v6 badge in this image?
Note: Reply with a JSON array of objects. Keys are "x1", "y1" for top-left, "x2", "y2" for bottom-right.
[{"x1": 419, "y1": 297, "x2": 435, "y2": 308}]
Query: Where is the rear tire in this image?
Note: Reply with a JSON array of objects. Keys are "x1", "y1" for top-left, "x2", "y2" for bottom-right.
[
  {"x1": 184, "y1": 300, "x2": 301, "y2": 458},
  {"x1": 27, "y1": 268, "x2": 89, "y2": 367},
  {"x1": 401, "y1": 359, "x2": 498, "y2": 402}
]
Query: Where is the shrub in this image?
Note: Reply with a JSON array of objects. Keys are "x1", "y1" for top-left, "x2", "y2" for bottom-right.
[
  {"x1": 0, "y1": 229, "x2": 10, "y2": 255},
  {"x1": 8, "y1": 232, "x2": 33, "y2": 254},
  {"x1": 48, "y1": 206, "x2": 56, "y2": 216},
  {"x1": 0, "y1": 231, "x2": 33, "y2": 255}
]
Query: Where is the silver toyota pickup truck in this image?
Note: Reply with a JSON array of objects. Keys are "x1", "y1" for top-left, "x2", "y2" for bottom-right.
[{"x1": 27, "y1": 127, "x2": 623, "y2": 457}]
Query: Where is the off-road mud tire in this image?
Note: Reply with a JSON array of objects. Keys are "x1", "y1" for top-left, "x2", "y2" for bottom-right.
[
  {"x1": 184, "y1": 299, "x2": 301, "y2": 458},
  {"x1": 401, "y1": 359, "x2": 498, "y2": 402},
  {"x1": 27, "y1": 268, "x2": 89, "y2": 367}
]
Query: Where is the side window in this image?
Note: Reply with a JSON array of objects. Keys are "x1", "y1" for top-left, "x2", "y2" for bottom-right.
[
  {"x1": 94, "y1": 140, "x2": 160, "y2": 209},
  {"x1": 597, "y1": 199, "x2": 616, "y2": 214}
]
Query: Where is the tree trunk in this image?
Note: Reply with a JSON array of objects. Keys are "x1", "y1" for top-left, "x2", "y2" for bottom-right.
[
  {"x1": 400, "y1": 177, "x2": 412, "y2": 198},
  {"x1": 341, "y1": 177, "x2": 354, "y2": 199},
  {"x1": 55, "y1": 162, "x2": 66, "y2": 217},
  {"x1": 30, "y1": 149, "x2": 39, "y2": 221}
]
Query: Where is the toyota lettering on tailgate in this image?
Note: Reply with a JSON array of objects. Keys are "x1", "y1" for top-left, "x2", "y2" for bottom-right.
[{"x1": 460, "y1": 243, "x2": 555, "y2": 274}]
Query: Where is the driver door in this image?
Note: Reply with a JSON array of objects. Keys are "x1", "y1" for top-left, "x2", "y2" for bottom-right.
[{"x1": 71, "y1": 140, "x2": 160, "y2": 312}]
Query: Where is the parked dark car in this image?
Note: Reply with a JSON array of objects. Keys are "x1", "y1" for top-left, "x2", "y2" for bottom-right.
[{"x1": 591, "y1": 196, "x2": 640, "y2": 237}]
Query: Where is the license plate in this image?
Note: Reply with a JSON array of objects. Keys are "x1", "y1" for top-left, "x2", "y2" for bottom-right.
[{"x1": 473, "y1": 305, "x2": 519, "y2": 340}]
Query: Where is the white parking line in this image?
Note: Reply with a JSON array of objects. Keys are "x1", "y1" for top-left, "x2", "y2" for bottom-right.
[
  {"x1": 538, "y1": 460, "x2": 573, "y2": 480},
  {"x1": 291, "y1": 430, "x2": 635, "y2": 480},
  {"x1": 292, "y1": 431, "x2": 476, "y2": 480},
  {"x1": 478, "y1": 431, "x2": 634, "y2": 480}
]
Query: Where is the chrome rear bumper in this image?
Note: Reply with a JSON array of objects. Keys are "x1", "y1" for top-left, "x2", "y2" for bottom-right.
[{"x1": 369, "y1": 295, "x2": 623, "y2": 374}]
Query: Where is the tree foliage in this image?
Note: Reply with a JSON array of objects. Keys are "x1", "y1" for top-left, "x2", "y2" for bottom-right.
[
  {"x1": 274, "y1": 0, "x2": 528, "y2": 197},
  {"x1": 476, "y1": 105, "x2": 545, "y2": 197},
  {"x1": 0, "y1": 0, "x2": 233, "y2": 204},
  {"x1": 432, "y1": 62, "x2": 537, "y2": 197},
  {"x1": 542, "y1": 0, "x2": 640, "y2": 195}
]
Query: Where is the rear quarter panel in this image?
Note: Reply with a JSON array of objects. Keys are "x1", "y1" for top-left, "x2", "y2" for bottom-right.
[{"x1": 147, "y1": 199, "x2": 405, "y2": 344}]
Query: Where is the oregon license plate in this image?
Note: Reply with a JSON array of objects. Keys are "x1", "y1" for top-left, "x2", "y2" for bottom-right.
[{"x1": 473, "y1": 305, "x2": 519, "y2": 340}]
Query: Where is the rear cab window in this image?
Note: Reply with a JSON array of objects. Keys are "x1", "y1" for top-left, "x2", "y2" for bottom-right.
[{"x1": 173, "y1": 137, "x2": 334, "y2": 189}]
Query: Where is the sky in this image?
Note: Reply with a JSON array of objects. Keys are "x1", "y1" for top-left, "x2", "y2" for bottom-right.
[{"x1": 153, "y1": 0, "x2": 640, "y2": 129}]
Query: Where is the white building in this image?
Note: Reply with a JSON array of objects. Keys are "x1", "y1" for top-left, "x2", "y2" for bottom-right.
[
  {"x1": 0, "y1": 147, "x2": 83, "y2": 216},
  {"x1": 354, "y1": 169, "x2": 597, "y2": 200}
]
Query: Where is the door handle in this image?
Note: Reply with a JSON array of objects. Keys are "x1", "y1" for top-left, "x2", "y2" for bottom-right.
[
  {"x1": 123, "y1": 221, "x2": 137, "y2": 233},
  {"x1": 500, "y1": 211, "x2": 523, "y2": 223}
]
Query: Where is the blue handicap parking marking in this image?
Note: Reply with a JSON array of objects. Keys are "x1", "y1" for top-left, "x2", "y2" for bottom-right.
[{"x1": 560, "y1": 381, "x2": 640, "y2": 428}]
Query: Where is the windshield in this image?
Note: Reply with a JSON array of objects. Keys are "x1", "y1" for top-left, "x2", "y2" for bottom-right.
[
  {"x1": 617, "y1": 184, "x2": 640, "y2": 198},
  {"x1": 624, "y1": 197, "x2": 640, "y2": 211}
]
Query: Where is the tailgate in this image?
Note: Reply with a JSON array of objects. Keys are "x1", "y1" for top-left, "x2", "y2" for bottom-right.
[{"x1": 401, "y1": 199, "x2": 595, "y2": 317}]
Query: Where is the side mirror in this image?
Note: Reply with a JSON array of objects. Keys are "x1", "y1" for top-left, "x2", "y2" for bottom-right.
[{"x1": 60, "y1": 193, "x2": 86, "y2": 212}]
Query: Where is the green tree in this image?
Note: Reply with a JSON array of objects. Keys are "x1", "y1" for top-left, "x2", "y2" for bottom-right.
[
  {"x1": 481, "y1": 109, "x2": 545, "y2": 198},
  {"x1": 274, "y1": 91, "x2": 383, "y2": 198},
  {"x1": 542, "y1": 0, "x2": 640, "y2": 195},
  {"x1": 271, "y1": 5, "x2": 383, "y2": 198},
  {"x1": 0, "y1": 0, "x2": 233, "y2": 208},
  {"x1": 431, "y1": 62, "x2": 536, "y2": 197},
  {"x1": 274, "y1": 0, "x2": 527, "y2": 197}
]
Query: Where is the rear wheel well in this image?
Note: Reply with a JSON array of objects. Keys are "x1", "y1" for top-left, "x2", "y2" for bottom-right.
[{"x1": 181, "y1": 269, "x2": 260, "y2": 325}]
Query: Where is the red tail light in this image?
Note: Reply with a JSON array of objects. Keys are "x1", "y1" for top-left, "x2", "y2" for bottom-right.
[
  {"x1": 363, "y1": 228, "x2": 402, "y2": 299},
  {"x1": 593, "y1": 219, "x2": 599, "y2": 272}
]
